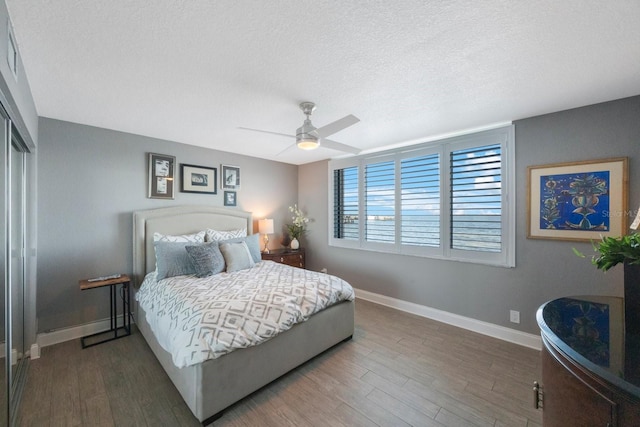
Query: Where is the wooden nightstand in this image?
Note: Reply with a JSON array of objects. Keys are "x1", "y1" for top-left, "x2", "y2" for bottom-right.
[{"x1": 261, "y1": 248, "x2": 305, "y2": 269}]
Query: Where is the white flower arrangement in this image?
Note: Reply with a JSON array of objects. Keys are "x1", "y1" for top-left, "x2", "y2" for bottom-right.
[{"x1": 286, "y1": 204, "x2": 310, "y2": 239}]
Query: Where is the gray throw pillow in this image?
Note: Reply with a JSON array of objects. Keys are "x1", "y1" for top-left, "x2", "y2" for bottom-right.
[
  {"x1": 185, "y1": 242, "x2": 225, "y2": 278},
  {"x1": 219, "y1": 241, "x2": 256, "y2": 272},
  {"x1": 154, "y1": 241, "x2": 196, "y2": 280},
  {"x1": 220, "y1": 233, "x2": 261, "y2": 263}
]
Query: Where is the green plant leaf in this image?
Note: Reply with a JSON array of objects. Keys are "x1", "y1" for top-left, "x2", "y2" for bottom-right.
[
  {"x1": 585, "y1": 233, "x2": 640, "y2": 272},
  {"x1": 572, "y1": 247, "x2": 586, "y2": 258}
]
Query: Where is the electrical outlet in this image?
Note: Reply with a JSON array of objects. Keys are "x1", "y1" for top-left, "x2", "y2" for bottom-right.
[
  {"x1": 510, "y1": 310, "x2": 520, "y2": 324},
  {"x1": 320, "y1": 267, "x2": 328, "y2": 274}
]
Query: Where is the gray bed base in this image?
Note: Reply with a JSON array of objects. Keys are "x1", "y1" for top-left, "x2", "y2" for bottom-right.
[
  {"x1": 138, "y1": 299, "x2": 354, "y2": 424},
  {"x1": 132, "y1": 206, "x2": 355, "y2": 424}
]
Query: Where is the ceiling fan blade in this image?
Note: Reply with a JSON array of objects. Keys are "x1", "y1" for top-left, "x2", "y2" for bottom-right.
[
  {"x1": 315, "y1": 115, "x2": 360, "y2": 138},
  {"x1": 237, "y1": 127, "x2": 295, "y2": 139},
  {"x1": 276, "y1": 143, "x2": 297, "y2": 156},
  {"x1": 322, "y1": 139, "x2": 361, "y2": 155}
]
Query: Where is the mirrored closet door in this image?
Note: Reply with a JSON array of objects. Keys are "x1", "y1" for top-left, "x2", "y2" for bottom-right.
[
  {"x1": 0, "y1": 112, "x2": 6, "y2": 427},
  {"x1": 1, "y1": 104, "x2": 29, "y2": 426}
]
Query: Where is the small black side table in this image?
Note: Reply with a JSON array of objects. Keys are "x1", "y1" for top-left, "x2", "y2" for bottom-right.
[{"x1": 79, "y1": 274, "x2": 131, "y2": 348}]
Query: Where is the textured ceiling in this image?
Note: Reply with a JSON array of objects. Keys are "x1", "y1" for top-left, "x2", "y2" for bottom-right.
[{"x1": 6, "y1": 1, "x2": 640, "y2": 165}]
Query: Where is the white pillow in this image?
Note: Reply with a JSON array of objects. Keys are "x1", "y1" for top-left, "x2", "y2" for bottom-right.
[
  {"x1": 205, "y1": 228, "x2": 247, "y2": 242},
  {"x1": 153, "y1": 231, "x2": 206, "y2": 243}
]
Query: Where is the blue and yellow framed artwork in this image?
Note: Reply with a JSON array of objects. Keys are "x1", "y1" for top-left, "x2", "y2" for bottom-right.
[{"x1": 528, "y1": 157, "x2": 628, "y2": 241}]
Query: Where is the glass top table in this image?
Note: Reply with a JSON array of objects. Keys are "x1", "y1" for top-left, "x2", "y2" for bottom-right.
[{"x1": 537, "y1": 295, "x2": 640, "y2": 398}]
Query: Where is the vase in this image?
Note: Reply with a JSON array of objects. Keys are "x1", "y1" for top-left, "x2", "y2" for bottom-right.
[{"x1": 290, "y1": 238, "x2": 300, "y2": 250}]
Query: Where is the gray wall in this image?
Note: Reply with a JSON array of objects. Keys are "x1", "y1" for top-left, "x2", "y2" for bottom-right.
[
  {"x1": 299, "y1": 96, "x2": 640, "y2": 334},
  {"x1": 37, "y1": 118, "x2": 298, "y2": 332}
]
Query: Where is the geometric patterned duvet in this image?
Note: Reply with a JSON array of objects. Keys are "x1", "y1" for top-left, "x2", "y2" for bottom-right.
[{"x1": 136, "y1": 260, "x2": 355, "y2": 368}]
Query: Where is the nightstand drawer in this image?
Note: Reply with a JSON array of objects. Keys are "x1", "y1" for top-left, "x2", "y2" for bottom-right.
[{"x1": 261, "y1": 248, "x2": 305, "y2": 269}]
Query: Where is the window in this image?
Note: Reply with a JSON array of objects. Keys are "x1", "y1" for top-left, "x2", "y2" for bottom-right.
[
  {"x1": 450, "y1": 144, "x2": 502, "y2": 252},
  {"x1": 365, "y1": 159, "x2": 395, "y2": 243},
  {"x1": 401, "y1": 153, "x2": 440, "y2": 247},
  {"x1": 333, "y1": 166, "x2": 359, "y2": 240},
  {"x1": 329, "y1": 126, "x2": 515, "y2": 267}
]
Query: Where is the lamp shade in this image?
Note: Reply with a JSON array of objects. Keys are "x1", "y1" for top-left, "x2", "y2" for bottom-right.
[{"x1": 258, "y1": 218, "x2": 274, "y2": 234}]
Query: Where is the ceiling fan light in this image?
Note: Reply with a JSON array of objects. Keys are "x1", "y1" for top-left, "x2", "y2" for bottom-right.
[
  {"x1": 296, "y1": 122, "x2": 320, "y2": 150},
  {"x1": 297, "y1": 138, "x2": 319, "y2": 150}
]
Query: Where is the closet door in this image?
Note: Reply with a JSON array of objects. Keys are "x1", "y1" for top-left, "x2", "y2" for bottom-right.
[
  {"x1": 10, "y1": 137, "x2": 25, "y2": 396},
  {"x1": 0, "y1": 114, "x2": 28, "y2": 426},
  {"x1": 1, "y1": 113, "x2": 8, "y2": 426}
]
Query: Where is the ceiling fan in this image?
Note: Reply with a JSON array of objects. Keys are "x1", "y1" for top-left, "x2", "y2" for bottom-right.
[{"x1": 239, "y1": 102, "x2": 361, "y2": 155}]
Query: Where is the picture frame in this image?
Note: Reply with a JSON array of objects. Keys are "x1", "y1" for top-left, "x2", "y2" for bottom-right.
[
  {"x1": 148, "y1": 153, "x2": 175, "y2": 199},
  {"x1": 221, "y1": 164, "x2": 241, "y2": 190},
  {"x1": 224, "y1": 191, "x2": 237, "y2": 207},
  {"x1": 527, "y1": 157, "x2": 628, "y2": 241},
  {"x1": 180, "y1": 164, "x2": 217, "y2": 194}
]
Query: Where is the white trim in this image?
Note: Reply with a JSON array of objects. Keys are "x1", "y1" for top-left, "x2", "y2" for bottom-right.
[
  {"x1": 29, "y1": 343, "x2": 40, "y2": 359},
  {"x1": 36, "y1": 314, "x2": 130, "y2": 349},
  {"x1": 0, "y1": 344, "x2": 22, "y2": 365},
  {"x1": 354, "y1": 288, "x2": 541, "y2": 350},
  {"x1": 33, "y1": 290, "x2": 542, "y2": 354},
  {"x1": 1, "y1": 342, "x2": 41, "y2": 360}
]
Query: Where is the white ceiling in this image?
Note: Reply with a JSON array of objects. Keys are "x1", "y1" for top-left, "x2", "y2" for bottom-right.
[{"x1": 6, "y1": 1, "x2": 640, "y2": 165}]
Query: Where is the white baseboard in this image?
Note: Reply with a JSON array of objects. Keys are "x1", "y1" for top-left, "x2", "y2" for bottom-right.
[
  {"x1": 30, "y1": 343, "x2": 40, "y2": 360},
  {"x1": 33, "y1": 292, "x2": 541, "y2": 354},
  {"x1": 36, "y1": 314, "x2": 130, "y2": 349},
  {"x1": 0, "y1": 345, "x2": 22, "y2": 365},
  {"x1": 354, "y1": 288, "x2": 542, "y2": 350}
]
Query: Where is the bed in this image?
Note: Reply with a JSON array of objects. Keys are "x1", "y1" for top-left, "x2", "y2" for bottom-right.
[{"x1": 132, "y1": 205, "x2": 355, "y2": 425}]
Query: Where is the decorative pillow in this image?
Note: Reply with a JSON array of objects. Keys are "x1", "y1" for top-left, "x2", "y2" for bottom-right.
[
  {"x1": 219, "y1": 241, "x2": 255, "y2": 272},
  {"x1": 153, "y1": 230, "x2": 206, "y2": 243},
  {"x1": 220, "y1": 233, "x2": 261, "y2": 263},
  {"x1": 205, "y1": 228, "x2": 247, "y2": 242},
  {"x1": 154, "y1": 241, "x2": 197, "y2": 280},
  {"x1": 185, "y1": 242, "x2": 225, "y2": 278}
]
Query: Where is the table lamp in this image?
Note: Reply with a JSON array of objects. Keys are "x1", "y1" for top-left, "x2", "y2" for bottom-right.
[{"x1": 258, "y1": 218, "x2": 274, "y2": 253}]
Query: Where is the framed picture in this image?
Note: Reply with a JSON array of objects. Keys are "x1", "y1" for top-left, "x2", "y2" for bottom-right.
[
  {"x1": 224, "y1": 191, "x2": 237, "y2": 207},
  {"x1": 221, "y1": 164, "x2": 241, "y2": 190},
  {"x1": 180, "y1": 164, "x2": 217, "y2": 194},
  {"x1": 527, "y1": 157, "x2": 628, "y2": 241},
  {"x1": 148, "y1": 153, "x2": 175, "y2": 199}
]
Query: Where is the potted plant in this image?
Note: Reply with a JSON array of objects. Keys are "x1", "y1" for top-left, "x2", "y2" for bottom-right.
[{"x1": 574, "y1": 233, "x2": 640, "y2": 332}]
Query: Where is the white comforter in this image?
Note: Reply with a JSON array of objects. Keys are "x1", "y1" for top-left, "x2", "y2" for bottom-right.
[{"x1": 136, "y1": 261, "x2": 355, "y2": 368}]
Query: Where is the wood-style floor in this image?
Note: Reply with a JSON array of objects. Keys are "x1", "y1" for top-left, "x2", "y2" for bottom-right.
[{"x1": 16, "y1": 299, "x2": 542, "y2": 426}]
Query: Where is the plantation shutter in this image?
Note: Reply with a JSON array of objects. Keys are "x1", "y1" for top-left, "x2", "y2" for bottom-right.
[
  {"x1": 333, "y1": 166, "x2": 359, "y2": 240},
  {"x1": 365, "y1": 160, "x2": 395, "y2": 243},
  {"x1": 400, "y1": 153, "x2": 440, "y2": 247},
  {"x1": 450, "y1": 144, "x2": 502, "y2": 252}
]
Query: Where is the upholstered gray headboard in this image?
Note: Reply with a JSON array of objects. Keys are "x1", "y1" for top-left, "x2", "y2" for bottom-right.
[{"x1": 132, "y1": 205, "x2": 252, "y2": 285}]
